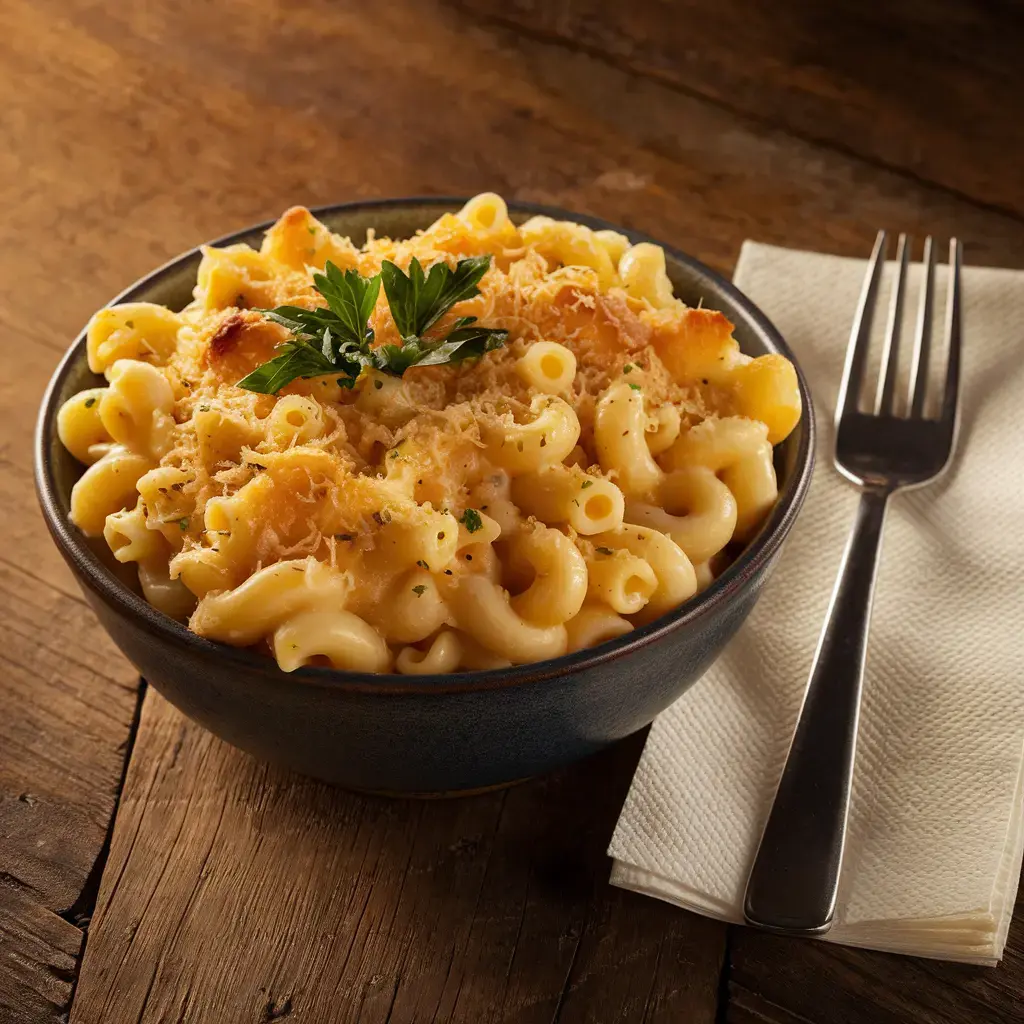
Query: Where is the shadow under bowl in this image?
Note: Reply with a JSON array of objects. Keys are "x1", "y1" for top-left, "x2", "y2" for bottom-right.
[{"x1": 36, "y1": 198, "x2": 815, "y2": 795}]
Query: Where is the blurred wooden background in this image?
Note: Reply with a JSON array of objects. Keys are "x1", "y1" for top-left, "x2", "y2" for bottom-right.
[{"x1": 2, "y1": 1, "x2": 1022, "y2": 1021}]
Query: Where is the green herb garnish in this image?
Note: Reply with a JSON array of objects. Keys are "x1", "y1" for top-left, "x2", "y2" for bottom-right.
[
  {"x1": 235, "y1": 255, "x2": 507, "y2": 394},
  {"x1": 84, "y1": 397, "x2": 96, "y2": 408},
  {"x1": 580, "y1": 479, "x2": 593, "y2": 489},
  {"x1": 459, "y1": 508, "x2": 483, "y2": 533},
  {"x1": 178, "y1": 518, "x2": 190, "y2": 532},
  {"x1": 628, "y1": 382, "x2": 642, "y2": 392},
  {"x1": 596, "y1": 546, "x2": 614, "y2": 555},
  {"x1": 372, "y1": 256, "x2": 507, "y2": 374},
  {"x1": 416, "y1": 559, "x2": 429, "y2": 570},
  {"x1": 412, "y1": 584, "x2": 427, "y2": 597},
  {"x1": 235, "y1": 262, "x2": 380, "y2": 394}
]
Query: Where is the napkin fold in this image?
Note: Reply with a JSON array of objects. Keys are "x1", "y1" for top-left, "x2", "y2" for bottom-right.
[{"x1": 608, "y1": 242, "x2": 1024, "y2": 965}]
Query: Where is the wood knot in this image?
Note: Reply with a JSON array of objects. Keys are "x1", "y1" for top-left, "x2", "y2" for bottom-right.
[{"x1": 262, "y1": 995, "x2": 293, "y2": 1021}]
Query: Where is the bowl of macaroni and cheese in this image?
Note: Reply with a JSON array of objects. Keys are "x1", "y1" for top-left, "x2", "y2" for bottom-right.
[{"x1": 36, "y1": 195, "x2": 814, "y2": 794}]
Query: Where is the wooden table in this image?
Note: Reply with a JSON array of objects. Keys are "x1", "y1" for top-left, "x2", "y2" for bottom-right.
[{"x1": 3, "y1": 2, "x2": 1022, "y2": 1020}]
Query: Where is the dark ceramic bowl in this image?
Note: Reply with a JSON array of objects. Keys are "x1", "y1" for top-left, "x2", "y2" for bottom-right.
[{"x1": 36, "y1": 199, "x2": 814, "y2": 795}]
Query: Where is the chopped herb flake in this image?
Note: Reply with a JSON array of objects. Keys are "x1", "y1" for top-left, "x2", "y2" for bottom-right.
[
  {"x1": 178, "y1": 518, "x2": 190, "y2": 531},
  {"x1": 596, "y1": 546, "x2": 614, "y2": 555},
  {"x1": 459, "y1": 508, "x2": 483, "y2": 533},
  {"x1": 412, "y1": 584, "x2": 427, "y2": 597},
  {"x1": 628, "y1": 382, "x2": 642, "y2": 392},
  {"x1": 84, "y1": 396, "x2": 96, "y2": 408},
  {"x1": 623, "y1": 363, "x2": 634, "y2": 373},
  {"x1": 580, "y1": 480, "x2": 593, "y2": 489},
  {"x1": 416, "y1": 559, "x2": 430, "y2": 569}
]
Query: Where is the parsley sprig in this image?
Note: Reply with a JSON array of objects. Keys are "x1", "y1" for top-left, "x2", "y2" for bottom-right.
[{"x1": 236, "y1": 255, "x2": 507, "y2": 394}]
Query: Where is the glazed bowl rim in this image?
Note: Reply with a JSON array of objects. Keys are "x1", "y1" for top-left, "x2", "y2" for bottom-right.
[{"x1": 36, "y1": 196, "x2": 816, "y2": 696}]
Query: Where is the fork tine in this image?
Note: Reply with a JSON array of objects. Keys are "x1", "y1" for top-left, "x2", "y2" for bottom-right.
[
  {"x1": 874, "y1": 233, "x2": 910, "y2": 415},
  {"x1": 836, "y1": 230, "x2": 887, "y2": 422},
  {"x1": 906, "y1": 236, "x2": 935, "y2": 418},
  {"x1": 941, "y1": 238, "x2": 963, "y2": 427}
]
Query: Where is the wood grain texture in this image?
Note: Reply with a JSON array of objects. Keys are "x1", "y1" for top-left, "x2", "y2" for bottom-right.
[
  {"x1": 70, "y1": 693, "x2": 725, "y2": 1023},
  {"x1": 0, "y1": 0, "x2": 148, "y2": 1004},
  {"x1": 0, "y1": 886, "x2": 82, "y2": 1024},
  {"x1": 727, "y1": 889, "x2": 1024, "y2": 1024},
  {"x1": 451, "y1": 0, "x2": 1024, "y2": 219},
  {"x1": 2, "y1": 0, "x2": 1023, "y2": 294},
  {"x1": 0, "y1": 563, "x2": 138, "y2": 910},
  {"x1": 0, "y1": 0, "x2": 1022, "y2": 1020}
]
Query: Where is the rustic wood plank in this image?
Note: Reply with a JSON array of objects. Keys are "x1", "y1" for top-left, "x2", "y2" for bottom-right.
[
  {"x1": 0, "y1": 562, "x2": 138, "y2": 909},
  {"x1": 450, "y1": 0, "x2": 1024, "y2": 220},
  {"x1": 0, "y1": 5, "x2": 150, "y2": 1020},
  {"x1": 553, "y1": 891, "x2": 724, "y2": 1022},
  {"x1": 70, "y1": 694, "x2": 725, "y2": 1023},
  {"x1": 0, "y1": 373, "x2": 142, "y2": 1019},
  {"x1": 726, "y1": 887, "x2": 1024, "y2": 1024},
  {"x1": 0, "y1": 885, "x2": 82, "y2": 1024},
  {"x1": 2, "y1": 0, "x2": 1023, "y2": 298}
]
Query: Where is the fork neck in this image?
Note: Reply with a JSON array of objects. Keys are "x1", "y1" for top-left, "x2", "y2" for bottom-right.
[{"x1": 860, "y1": 483, "x2": 894, "y2": 501}]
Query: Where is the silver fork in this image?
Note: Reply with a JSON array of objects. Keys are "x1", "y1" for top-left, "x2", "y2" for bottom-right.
[{"x1": 742, "y1": 232, "x2": 963, "y2": 935}]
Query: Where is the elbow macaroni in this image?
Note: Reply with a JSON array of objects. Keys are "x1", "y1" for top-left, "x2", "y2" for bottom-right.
[
  {"x1": 57, "y1": 194, "x2": 800, "y2": 672},
  {"x1": 515, "y1": 341, "x2": 577, "y2": 394},
  {"x1": 594, "y1": 382, "x2": 663, "y2": 498}
]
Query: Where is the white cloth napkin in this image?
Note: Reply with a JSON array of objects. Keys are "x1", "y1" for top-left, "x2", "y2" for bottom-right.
[{"x1": 608, "y1": 242, "x2": 1024, "y2": 965}]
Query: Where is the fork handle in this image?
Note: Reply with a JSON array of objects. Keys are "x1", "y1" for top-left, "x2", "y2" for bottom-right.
[{"x1": 743, "y1": 487, "x2": 890, "y2": 934}]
